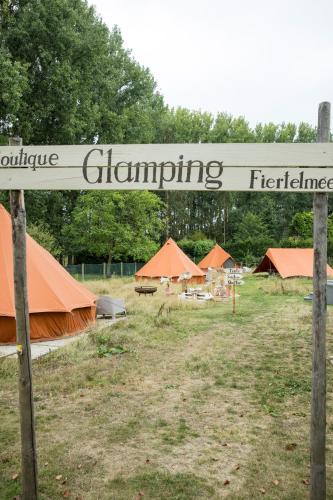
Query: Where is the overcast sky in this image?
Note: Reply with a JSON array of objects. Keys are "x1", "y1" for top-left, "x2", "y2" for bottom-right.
[{"x1": 89, "y1": 0, "x2": 333, "y2": 127}]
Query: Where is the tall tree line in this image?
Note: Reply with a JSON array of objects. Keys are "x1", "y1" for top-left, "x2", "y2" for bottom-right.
[{"x1": 0, "y1": 0, "x2": 331, "y2": 265}]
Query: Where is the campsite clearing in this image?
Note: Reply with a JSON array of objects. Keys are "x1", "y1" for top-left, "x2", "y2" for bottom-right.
[{"x1": 1, "y1": 275, "x2": 333, "y2": 499}]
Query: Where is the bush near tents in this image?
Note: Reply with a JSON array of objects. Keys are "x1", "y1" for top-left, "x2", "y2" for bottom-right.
[
  {"x1": 222, "y1": 237, "x2": 276, "y2": 267},
  {"x1": 177, "y1": 237, "x2": 276, "y2": 268},
  {"x1": 177, "y1": 238, "x2": 215, "y2": 263}
]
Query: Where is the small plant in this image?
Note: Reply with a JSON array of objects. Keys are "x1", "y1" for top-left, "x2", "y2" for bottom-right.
[
  {"x1": 153, "y1": 302, "x2": 174, "y2": 327},
  {"x1": 93, "y1": 331, "x2": 130, "y2": 357},
  {"x1": 97, "y1": 345, "x2": 129, "y2": 358}
]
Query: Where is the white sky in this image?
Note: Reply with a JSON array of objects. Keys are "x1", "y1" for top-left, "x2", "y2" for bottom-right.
[{"x1": 89, "y1": 0, "x2": 333, "y2": 127}]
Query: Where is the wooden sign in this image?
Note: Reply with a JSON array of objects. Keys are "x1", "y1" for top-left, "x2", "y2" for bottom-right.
[
  {"x1": 225, "y1": 268, "x2": 243, "y2": 274},
  {"x1": 226, "y1": 273, "x2": 242, "y2": 279},
  {"x1": 226, "y1": 279, "x2": 244, "y2": 286},
  {"x1": 5, "y1": 102, "x2": 331, "y2": 499},
  {"x1": 224, "y1": 267, "x2": 244, "y2": 312},
  {"x1": 225, "y1": 274, "x2": 244, "y2": 285},
  {"x1": 1, "y1": 143, "x2": 333, "y2": 191}
]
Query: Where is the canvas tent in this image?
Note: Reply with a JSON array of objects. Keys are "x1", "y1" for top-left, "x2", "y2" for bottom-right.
[
  {"x1": 253, "y1": 248, "x2": 333, "y2": 279},
  {"x1": 198, "y1": 243, "x2": 234, "y2": 271},
  {"x1": 135, "y1": 238, "x2": 205, "y2": 284},
  {"x1": 0, "y1": 204, "x2": 96, "y2": 343}
]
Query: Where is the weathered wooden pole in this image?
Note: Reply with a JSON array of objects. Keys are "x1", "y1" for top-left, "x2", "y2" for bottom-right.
[
  {"x1": 9, "y1": 136, "x2": 38, "y2": 499},
  {"x1": 310, "y1": 102, "x2": 330, "y2": 499}
]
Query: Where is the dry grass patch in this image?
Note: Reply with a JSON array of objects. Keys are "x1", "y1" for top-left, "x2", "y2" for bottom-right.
[
  {"x1": 258, "y1": 275, "x2": 313, "y2": 296},
  {"x1": 1, "y1": 275, "x2": 333, "y2": 498}
]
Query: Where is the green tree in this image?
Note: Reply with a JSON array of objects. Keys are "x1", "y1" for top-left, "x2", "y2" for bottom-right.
[
  {"x1": 27, "y1": 222, "x2": 62, "y2": 259},
  {"x1": 285, "y1": 212, "x2": 333, "y2": 261},
  {"x1": 233, "y1": 212, "x2": 270, "y2": 240},
  {"x1": 1, "y1": 0, "x2": 164, "y2": 144},
  {"x1": 289, "y1": 211, "x2": 313, "y2": 239},
  {"x1": 157, "y1": 107, "x2": 213, "y2": 144},
  {"x1": 0, "y1": 46, "x2": 28, "y2": 135},
  {"x1": 276, "y1": 122, "x2": 297, "y2": 142},
  {"x1": 0, "y1": 0, "x2": 322, "y2": 259},
  {"x1": 227, "y1": 212, "x2": 275, "y2": 265},
  {"x1": 296, "y1": 122, "x2": 316, "y2": 143},
  {"x1": 178, "y1": 237, "x2": 215, "y2": 262},
  {"x1": 0, "y1": 0, "x2": 166, "y2": 257},
  {"x1": 210, "y1": 113, "x2": 254, "y2": 143},
  {"x1": 63, "y1": 191, "x2": 165, "y2": 262},
  {"x1": 254, "y1": 122, "x2": 278, "y2": 142}
]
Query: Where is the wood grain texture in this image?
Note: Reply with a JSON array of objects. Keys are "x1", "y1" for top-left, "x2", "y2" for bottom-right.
[
  {"x1": 1, "y1": 143, "x2": 333, "y2": 167},
  {"x1": 311, "y1": 101, "x2": 330, "y2": 500},
  {"x1": 9, "y1": 137, "x2": 38, "y2": 500},
  {"x1": 1, "y1": 166, "x2": 333, "y2": 191}
]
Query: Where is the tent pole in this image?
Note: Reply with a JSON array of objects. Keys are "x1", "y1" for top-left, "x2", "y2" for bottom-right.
[
  {"x1": 9, "y1": 136, "x2": 38, "y2": 499},
  {"x1": 310, "y1": 102, "x2": 330, "y2": 500}
]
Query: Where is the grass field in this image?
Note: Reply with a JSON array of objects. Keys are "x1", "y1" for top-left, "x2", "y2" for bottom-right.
[{"x1": 1, "y1": 275, "x2": 333, "y2": 499}]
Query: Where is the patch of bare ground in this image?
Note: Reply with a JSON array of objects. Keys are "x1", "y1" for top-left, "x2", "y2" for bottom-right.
[
  {"x1": 31, "y1": 324, "x2": 254, "y2": 497},
  {"x1": 98, "y1": 335, "x2": 254, "y2": 497}
]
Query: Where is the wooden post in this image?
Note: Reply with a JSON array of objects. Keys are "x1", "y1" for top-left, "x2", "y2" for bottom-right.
[
  {"x1": 9, "y1": 137, "x2": 38, "y2": 499},
  {"x1": 121, "y1": 262, "x2": 123, "y2": 277},
  {"x1": 223, "y1": 193, "x2": 227, "y2": 245},
  {"x1": 81, "y1": 263, "x2": 85, "y2": 281},
  {"x1": 232, "y1": 283, "x2": 236, "y2": 314},
  {"x1": 311, "y1": 102, "x2": 330, "y2": 500},
  {"x1": 103, "y1": 262, "x2": 106, "y2": 279}
]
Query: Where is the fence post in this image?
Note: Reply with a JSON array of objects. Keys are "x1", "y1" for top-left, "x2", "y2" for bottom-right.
[
  {"x1": 121, "y1": 262, "x2": 123, "y2": 277},
  {"x1": 103, "y1": 262, "x2": 106, "y2": 279},
  {"x1": 134, "y1": 262, "x2": 137, "y2": 273},
  {"x1": 9, "y1": 136, "x2": 38, "y2": 499},
  {"x1": 81, "y1": 263, "x2": 85, "y2": 281},
  {"x1": 310, "y1": 101, "x2": 330, "y2": 500}
]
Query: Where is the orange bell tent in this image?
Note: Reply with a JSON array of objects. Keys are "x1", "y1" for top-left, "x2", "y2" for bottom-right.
[
  {"x1": 135, "y1": 238, "x2": 205, "y2": 284},
  {"x1": 0, "y1": 204, "x2": 96, "y2": 343},
  {"x1": 198, "y1": 243, "x2": 234, "y2": 271},
  {"x1": 253, "y1": 248, "x2": 333, "y2": 279}
]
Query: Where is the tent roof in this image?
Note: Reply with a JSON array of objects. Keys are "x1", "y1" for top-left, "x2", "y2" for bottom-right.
[
  {"x1": 253, "y1": 248, "x2": 333, "y2": 279},
  {"x1": 198, "y1": 243, "x2": 232, "y2": 269},
  {"x1": 135, "y1": 238, "x2": 205, "y2": 279},
  {"x1": 0, "y1": 204, "x2": 96, "y2": 317}
]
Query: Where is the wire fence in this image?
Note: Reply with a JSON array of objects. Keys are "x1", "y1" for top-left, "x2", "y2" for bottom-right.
[{"x1": 65, "y1": 262, "x2": 144, "y2": 280}]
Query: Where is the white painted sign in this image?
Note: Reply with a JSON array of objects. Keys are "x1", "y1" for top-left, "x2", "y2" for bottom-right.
[
  {"x1": 1, "y1": 143, "x2": 333, "y2": 191},
  {"x1": 2, "y1": 143, "x2": 333, "y2": 167},
  {"x1": 226, "y1": 273, "x2": 242, "y2": 279},
  {"x1": 225, "y1": 277, "x2": 244, "y2": 285},
  {"x1": 224, "y1": 268, "x2": 244, "y2": 285},
  {"x1": 227, "y1": 279, "x2": 244, "y2": 286},
  {"x1": 3, "y1": 167, "x2": 333, "y2": 191}
]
